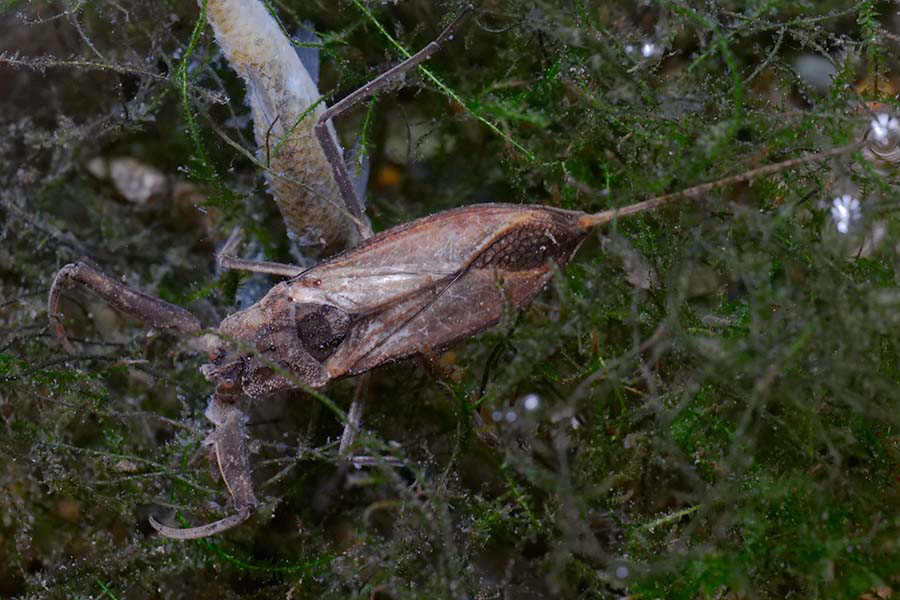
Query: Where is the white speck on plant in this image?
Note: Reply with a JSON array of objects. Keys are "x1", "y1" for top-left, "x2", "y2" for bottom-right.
[
  {"x1": 505, "y1": 410, "x2": 517, "y2": 423},
  {"x1": 830, "y1": 194, "x2": 861, "y2": 234},
  {"x1": 491, "y1": 410, "x2": 503, "y2": 423},
  {"x1": 640, "y1": 42, "x2": 656, "y2": 58},
  {"x1": 523, "y1": 394, "x2": 540, "y2": 411}
]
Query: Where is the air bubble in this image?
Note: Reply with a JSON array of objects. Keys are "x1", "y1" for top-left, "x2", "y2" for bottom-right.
[
  {"x1": 870, "y1": 113, "x2": 899, "y2": 143},
  {"x1": 830, "y1": 194, "x2": 861, "y2": 234},
  {"x1": 523, "y1": 394, "x2": 540, "y2": 411}
]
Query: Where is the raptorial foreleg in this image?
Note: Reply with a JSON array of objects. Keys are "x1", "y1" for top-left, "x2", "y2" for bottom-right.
[
  {"x1": 48, "y1": 262, "x2": 209, "y2": 353},
  {"x1": 149, "y1": 390, "x2": 258, "y2": 539}
]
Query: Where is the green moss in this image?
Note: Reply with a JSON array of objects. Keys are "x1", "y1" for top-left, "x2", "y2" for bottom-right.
[{"x1": 1, "y1": 0, "x2": 899, "y2": 597}]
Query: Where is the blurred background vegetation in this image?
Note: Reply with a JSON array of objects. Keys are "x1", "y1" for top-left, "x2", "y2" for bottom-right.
[{"x1": 1, "y1": 0, "x2": 899, "y2": 597}]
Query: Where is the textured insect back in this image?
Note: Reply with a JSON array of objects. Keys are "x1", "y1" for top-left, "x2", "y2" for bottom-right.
[
  {"x1": 199, "y1": 204, "x2": 589, "y2": 396},
  {"x1": 275, "y1": 204, "x2": 590, "y2": 380},
  {"x1": 472, "y1": 218, "x2": 584, "y2": 270},
  {"x1": 204, "y1": 0, "x2": 361, "y2": 254}
]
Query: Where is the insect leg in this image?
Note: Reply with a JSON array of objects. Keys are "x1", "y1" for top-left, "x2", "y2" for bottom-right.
[
  {"x1": 338, "y1": 371, "x2": 369, "y2": 456},
  {"x1": 314, "y1": 7, "x2": 472, "y2": 227},
  {"x1": 216, "y1": 227, "x2": 305, "y2": 278},
  {"x1": 150, "y1": 392, "x2": 258, "y2": 539},
  {"x1": 149, "y1": 508, "x2": 252, "y2": 540},
  {"x1": 48, "y1": 262, "x2": 205, "y2": 353},
  {"x1": 315, "y1": 8, "x2": 470, "y2": 454}
]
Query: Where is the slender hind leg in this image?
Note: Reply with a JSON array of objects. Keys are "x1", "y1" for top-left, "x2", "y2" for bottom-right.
[
  {"x1": 314, "y1": 8, "x2": 472, "y2": 457},
  {"x1": 48, "y1": 262, "x2": 206, "y2": 352},
  {"x1": 314, "y1": 7, "x2": 472, "y2": 228},
  {"x1": 338, "y1": 371, "x2": 370, "y2": 456}
]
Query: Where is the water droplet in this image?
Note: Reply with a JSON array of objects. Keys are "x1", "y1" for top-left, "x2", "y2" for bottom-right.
[
  {"x1": 523, "y1": 394, "x2": 540, "y2": 411},
  {"x1": 830, "y1": 194, "x2": 861, "y2": 234}
]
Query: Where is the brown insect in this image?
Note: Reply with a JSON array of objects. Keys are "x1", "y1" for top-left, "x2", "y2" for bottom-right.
[
  {"x1": 46, "y1": 199, "x2": 626, "y2": 537},
  {"x1": 48, "y1": 176, "x2": 850, "y2": 538},
  {"x1": 47, "y1": 6, "x2": 865, "y2": 538}
]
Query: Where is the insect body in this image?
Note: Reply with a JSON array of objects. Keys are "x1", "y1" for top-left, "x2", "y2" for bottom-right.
[
  {"x1": 48, "y1": 201, "x2": 604, "y2": 538},
  {"x1": 203, "y1": 204, "x2": 588, "y2": 399}
]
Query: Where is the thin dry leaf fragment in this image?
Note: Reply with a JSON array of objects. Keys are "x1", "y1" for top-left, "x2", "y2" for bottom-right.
[
  {"x1": 85, "y1": 156, "x2": 221, "y2": 235},
  {"x1": 115, "y1": 459, "x2": 139, "y2": 473},
  {"x1": 204, "y1": 0, "x2": 359, "y2": 252},
  {"x1": 856, "y1": 221, "x2": 887, "y2": 258},
  {"x1": 203, "y1": 204, "x2": 590, "y2": 398},
  {"x1": 859, "y1": 586, "x2": 894, "y2": 600}
]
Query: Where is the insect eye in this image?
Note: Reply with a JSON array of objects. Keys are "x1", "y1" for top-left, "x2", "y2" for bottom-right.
[{"x1": 296, "y1": 305, "x2": 351, "y2": 362}]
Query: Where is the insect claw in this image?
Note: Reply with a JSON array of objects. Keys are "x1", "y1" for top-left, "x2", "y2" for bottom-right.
[
  {"x1": 48, "y1": 312, "x2": 76, "y2": 354},
  {"x1": 149, "y1": 506, "x2": 253, "y2": 540}
]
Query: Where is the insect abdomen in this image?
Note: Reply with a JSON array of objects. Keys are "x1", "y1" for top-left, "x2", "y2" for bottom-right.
[{"x1": 473, "y1": 221, "x2": 582, "y2": 270}]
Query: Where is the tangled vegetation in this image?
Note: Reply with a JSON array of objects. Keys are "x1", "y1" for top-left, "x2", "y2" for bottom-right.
[{"x1": 1, "y1": 0, "x2": 898, "y2": 597}]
